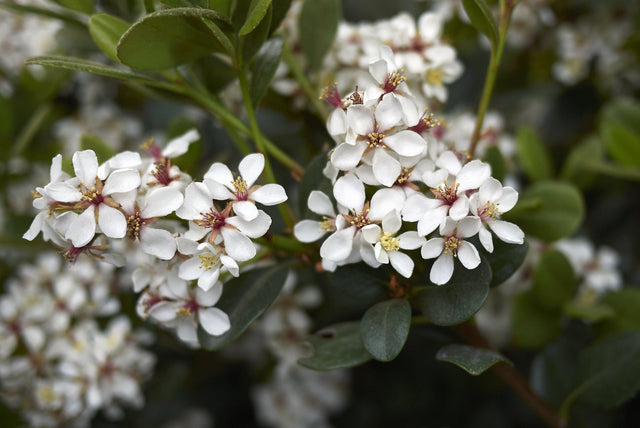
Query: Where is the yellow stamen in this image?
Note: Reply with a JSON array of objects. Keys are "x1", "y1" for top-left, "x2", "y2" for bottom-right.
[{"x1": 380, "y1": 232, "x2": 400, "y2": 252}]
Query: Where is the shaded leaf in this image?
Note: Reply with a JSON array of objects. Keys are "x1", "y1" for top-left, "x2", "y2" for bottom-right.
[
  {"x1": 250, "y1": 37, "x2": 283, "y2": 106},
  {"x1": 80, "y1": 134, "x2": 116, "y2": 163},
  {"x1": 601, "y1": 122, "x2": 640, "y2": 167},
  {"x1": 240, "y1": 3, "x2": 272, "y2": 64},
  {"x1": 503, "y1": 180, "x2": 584, "y2": 243},
  {"x1": 299, "y1": 0, "x2": 341, "y2": 71},
  {"x1": 564, "y1": 300, "x2": 614, "y2": 323},
  {"x1": 600, "y1": 98, "x2": 640, "y2": 140},
  {"x1": 0, "y1": 2, "x2": 86, "y2": 27},
  {"x1": 52, "y1": 0, "x2": 93, "y2": 14},
  {"x1": 484, "y1": 239, "x2": 528, "y2": 288},
  {"x1": 531, "y1": 341, "x2": 579, "y2": 407},
  {"x1": 418, "y1": 259, "x2": 491, "y2": 326},
  {"x1": 361, "y1": 299, "x2": 411, "y2": 362},
  {"x1": 269, "y1": 0, "x2": 292, "y2": 35},
  {"x1": 298, "y1": 321, "x2": 371, "y2": 370},
  {"x1": 516, "y1": 126, "x2": 554, "y2": 182},
  {"x1": 532, "y1": 249, "x2": 577, "y2": 309},
  {"x1": 89, "y1": 13, "x2": 130, "y2": 63},
  {"x1": 512, "y1": 290, "x2": 561, "y2": 348},
  {"x1": 327, "y1": 263, "x2": 389, "y2": 302},
  {"x1": 198, "y1": 265, "x2": 288, "y2": 350},
  {"x1": 297, "y1": 151, "x2": 333, "y2": 217},
  {"x1": 462, "y1": 0, "x2": 498, "y2": 50},
  {"x1": 436, "y1": 344, "x2": 511, "y2": 375},
  {"x1": 239, "y1": 0, "x2": 272, "y2": 36},
  {"x1": 582, "y1": 160, "x2": 640, "y2": 181},
  {"x1": 560, "y1": 136, "x2": 604, "y2": 188},
  {"x1": 597, "y1": 288, "x2": 640, "y2": 337},
  {"x1": 202, "y1": 17, "x2": 235, "y2": 56},
  {"x1": 482, "y1": 145, "x2": 505, "y2": 183}
]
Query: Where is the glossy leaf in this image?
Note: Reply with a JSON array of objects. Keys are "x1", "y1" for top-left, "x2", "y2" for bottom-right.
[
  {"x1": 436, "y1": 344, "x2": 511, "y2": 375},
  {"x1": 601, "y1": 122, "x2": 640, "y2": 167},
  {"x1": 297, "y1": 151, "x2": 334, "y2": 217},
  {"x1": 298, "y1": 321, "x2": 371, "y2": 371},
  {"x1": 327, "y1": 263, "x2": 389, "y2": 302},
  {"x1": 239, "y1": 0, "x2": 272, "y2": 35},
  {"x1": 89, "y1": 14, "x2": 130, "y2": 63},
  {"x1": 117, "y1": 8, "x2": 230, "y2": 70},
  {"x1": 361, "y1": 299, "x2": 411, "y2": 362},
  {"x1": 531, "y1": 342, "x2": 579, "y2": 407},
  {"x1": 299, "y1": 0, "x2": 341, "y2": 71},
  {"x1": 512, "y1": 290, "x2": 561, "y2": 348},
  {"x1": 516, "y1": 126, "x2": 554, "y2": 182},
  {"x1": 532, "y1": 250, "x2": 577, "y2": 309},
  {"x1": 250, "y1": 37, "x2": 283, "y2": 105},
  {"x1": 462, "y1": 0, "x2": 498, "y2": 50},
  {"x1": 198, "y1": 265, "x2": 288, "y2": 350},
  {"x1": 269, "y1": 0, "x2": 292, "y2": 35},
  {"x1": 573, "y1": 331, "x2": 640, "y2": 408},
  {"x1": 483, "y1": 239, "x2": 528, "y2": 288},
  {"x1": 503, "y1": 180, "x2": 584, "y2": 243},
  {"x1": 80, "y1": 134, "x2": 116, "y2": 163},
  {"x1": 418, "y1": 259, "x2": 491, "y2": 326}
]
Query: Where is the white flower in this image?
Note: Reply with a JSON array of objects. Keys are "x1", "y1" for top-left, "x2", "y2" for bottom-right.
[
  {"x1": 361, "y1": 210, "x2": 425, "y2": 278},
  {"x1": 294, "y1": 191, "x2": 340, "y2": 243},
  {"x1": 420, "y1": 45, "x2": 464, "y2": 103},
  {"x1": 204, "y1": 153, "x2": 287, "y2": 221},
  {"x1": 177, "y1": 238, "x2": 239, "y2": 292},
  {"x1": 421, "y1": 217, "x2": 482, "y2": 285}
]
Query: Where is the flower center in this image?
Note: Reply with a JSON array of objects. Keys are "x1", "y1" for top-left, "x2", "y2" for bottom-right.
[
  {"x1": 198, "y1": 253, "x2": 220, "y2": 271},
  {"x1": 319, "y1": 82, "x2": 343, "y2": 108},
  {"x1": 197, "y1": 207, "x2": 227, "y2": 231},
  {"x1": 383, "y1": 70, "x2": 407, "y2": 93},
  {"x1": 444, "y1": 236, "x2": 460, "y2": 257},
  {"x1": 479, "y1": 201, "x2": 500, "y2": 221},
  {"x1": 395, "y1": 167, "x2": 412, "y2": 185},
  {"x1": 409, "y1": 109, "x2": 441, "y2": 134},
  {"x1": 426, "y1": 68, "x2": 443, "y2": 86},
  {"x1": 178, "y1": 299, "x2": 199, "y2": 317},
  {"x1": 37, "y1": 386, "x2": 56, "y2": 404},
  {"x1": 81, "y1": 187, "x2": 103, "y2": 205},
  {"x1": 435, "y1": 183, "x2": 459, "y2": 205},
  {"x1": 152, "y1": 158, "x2": 176, "y2": 186},
  {"x1": 319, "y1": 217, "x2": 335, "y2": 232},
  {"x1": 380, "y1": 232, "x2": 400, "y2": 252},
  {"x1": 232, "y1": 176, "x2": 249, "y2": 200},
  {"x1": 367, "y1": 131, "x2": 386, "y2": 148},
  {"x1": 126, "y1": 211, "x2": 147, "y2": 239},
  {"x1": 350, "y1": 208, "x2": 371, "y2": 230}
]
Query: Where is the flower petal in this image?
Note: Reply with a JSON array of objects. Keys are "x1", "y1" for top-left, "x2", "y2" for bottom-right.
[
  {"x1": 383, "y1": 130, "x2": 427, "y2": 157},
  {"x1": 176, "y1": 182, "x2": 212, "y2": 220},
  {"x1": 497, "y1": 187, "x2": 519, "y2": 213},
  {"x1": 140, "y1": 227, "x2": 176, "y2": 260},
  {"x1": 294, "y1": 220, "x2": 328, "y2": 243},
  {"x1": 204, "y1": 163, "x2": 234, "y2": 189},
  {"x1": 457, "y1": 216, "x2": 482, "y2": 238},
  {"x1": 430, "y1": 253, "x2": 454, "y2": 285},
  {"x1": 421, "y1": 237, "x2": 444, "y2": 259},
  {"x1": 232, "y1": 200, "x2": 259, "y2": 221},
  {"x1": 361, "y1": 224, "x2": 382, "y2": 244},
  {"x1": 374, "y1": 94, "x2": 403, "y2": 131},
  {"x1": 331, "y1": 141, "x2": 367, "y2": 171},
  {"x1": 456, "y1": 160, "x2": 491, "y2": 192},
  {"x1": 369, "y1": 187, "x2": 405, "y2": 221},
  {"x1": 102, "y1": 169, "x2": 140, "y2": 195},
  {"x1": 72, "y1": 150, "x2": 98, "y2": 188},
  {"x1": 98, "y1": 204, "x2": 127, "y2": 239},
  {"x1": 250, "y1": 184, "x2": 288, "y2": 205},
  {"x1": 346, "y1": 105, "x2": 374, "y2": 136},
  {"x1": 479, "y1": 226, "x2": 494, "y2": 253},
  {"x1": 239, "y1": 153, "x2": 264, "y2": 187},
  {"x1": 489, "y1": 220, "x2": 524, "y2": 244},
  {"x1": 66, "y1": 206, "x2": 96, "y2": 247},
  {"x1": 163, "y1": 129, "x2": 199, "y2": 158},
  {"x1": 372, "y1": 149, "x2": 402, "y2": 187},
  {"x1": 226, "y1": 210, "x2": 271, "y2": 238},
  {"x1": 320, "y1": 227, "x2": 354, "y2": 262},
  {"x1": 333, "y1": 173, "x2": 365, "y2": 212},
  {"x1": 220, "y1": 228, "x2": 256, "y2": 262},
  {"x1": 398, "y1": 231, "x2": 425, "y2": 250},
  {"x1": 307, "y1": 191, "x2": 335, "y2": 217},
  {"x1": 141, "y1": 187, "x2": 183, "y2": 218},
  {"x1": 200, "y1": 307, "x2": 230, "y2": 336},
  {"x1": 479, "y1": 177, "x2": 503, "y2": 205},
  {"x1": 389, "y1": 251, "x2": 414, "y2": 278},
  {"x1": 458, "y1": 241, "x2": 480, "y2": 269}
]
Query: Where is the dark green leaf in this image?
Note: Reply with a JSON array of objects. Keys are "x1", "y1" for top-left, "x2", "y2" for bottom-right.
[
  {"x1": 299, "y1": 0, "x2": 341, "y2": 71},
  {"x1": 193, "y1": 54, "x2": 237, "y2": 93},
  {"x1": 298, "y1": 321, "x2": 371, "y2": 370},
  {"x1": 0, "y1": 2, "x2": 86, "y2": 27},
  {"x1": 531, "y1": 342, "x2": 579, "y2": 407},
  {"x1": 250, "y1": 37, "x2": 283, "y2": 105},
  {"x1": 198, "y1": 265, "x2": 288, "y2": 350},
  {"x1": 461, "y1": 0, "x2": 498, "y2": 50},
  {"x1": 269, "y1": 0, "x2": 292, "y2": 35},
  {"x1": 80, "y1": 134, "x2": 116, "y2": 163},
  {"x1": 240, "y1": 4, "x2": 272, "y2": 64},
  {"x1": 89, "y1": 13, "x2": 130, "y2": 63},
  {"x1": 418, "y1": 259, "x2": 491, "y2": 326},
  {"x1": 600, "y1": 122, "x2": 640, "y2": 167},
  {"x1": 560, "y1": 136, "x2": 604, "y2": 188},
  {"x1": 239, "y1": 0, "x2": 272, "y2": 35},
  {"x1": 564, "y1": 300, "x2": 614, "y2": 322},
  {"x1": 532, "y1": 250, "x2": 577, "y2": 309},
  {"x1": 436, "y1": 344, "x2": 511, "y2": 375},
  {"x1": 597, "y1": 288, "x2": 640, "y2": 337},
  {"x1": 209, "y1": 0, "x2": 233, "y2": 15},
  {"x1": 484, "y1": 239, "x2": 528, "y2": 288},
  {"x1": 51, "y1": 0, "x2": 93, "y2": 14},
  {"x1": 327, "y1": 263, "x2": 389, "y2": 302},
  {"x1": 516, "y1": 126, "x2": 554, "y2": 181},
  {"x1": 482, "y1": 145, "x2": 505, "y2": 183},
  {"x1": 297, "y1": 151, "x2": 333, "y2": 217},
  {"x1": 574, "y1": 331, "x2": 640, "y2": 408},
  {"x1": 361, "y1": 299, "x2": 411, "y2": 362},
  {"x1": 503, "y1": 180, "x2": 584, "y2": 243},
  {"x1": 600, "y1": 98, "x2": 640, "y2": 139},
  {"x1": 582, "y1": 160, "x2": 640, "y2": 181},
  {"x1": 512, "y1": 290, "x2": 561, "y2": 348},
  {"x1": 25, "y1": 56, "x2": 177, "y2": 91},
  {"x1": 116, "y1": 8, "x2": 230, "y2": 70},
  {"x1": 202, "y1": 17, "x2": 235, "y2": 56}
]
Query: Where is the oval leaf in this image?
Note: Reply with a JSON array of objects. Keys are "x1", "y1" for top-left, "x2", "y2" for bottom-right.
[
  {"x1": 361, "y1": 299, "x2": 411, "y2": 362},
  {"x1": 327, "y1": 263, "x2": 389, "y2": 302},
  {"x1": 418, "y1": 259, "x2": 491, "y2": 326},
  {"x1": 516, "y1": 126, "x2": 554, "y2": 182},
  {"x1": 436, "y1": 344, "x2": 511, "y2": 375},
  {"x1": 462, "y1": 0, "x2": 498, "y2": 50},
  {"x1": 601, "y1": 121, "x2": 640, "y2": 168},
  {"x1": 298, "y1": 321, "x2": 371, "y2": 371},
  {"x1": 250, "y1": 37, "x2": 283, "y2": 106},
  {"x1": 512, "y1": 290, "x2": 561, "y2": 348},
  {"x1": 299, "y1": 0, "x2": 340, "y2": 71},
  {"x1": 197, "y1": 265, "x2": 288, "y2": 350},
  {"x1": 117, "y1": 8, "x2": 230, "y2": 70},
  {"x1": 532, "y1": 249, "x2": 577, "y2": 309},
  {"x1": 503, "y1": 180, "x2": 584, "y2": 243},
  {"x1": 89, "y1": 13, "x2": 130, "y2": 63},
  {"x1": 484, "y1": 239, "x2": 528, "y2": 288},
  {"x1": 239, "y1": 0, "x2": 272, "y2": 35}
]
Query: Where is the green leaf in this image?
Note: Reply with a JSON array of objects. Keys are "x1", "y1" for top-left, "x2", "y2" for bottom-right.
[
  {"x1": 25, "y1": 56, "x2": 177, "y2": 91},
  {"x1": 560, "y1": 136, "x2": 605, "y2": 188},
  {"x1": 327, "y1": 263, "x2": 389, "y2": 302},
  {"x1": 250, "y1": 37, "x2": 282, "y2": 105},
  {"x1": 530, "y1": 342, "x2": 579, "y2": 407},
  {"x1": 51, "y1": 0, "x2": 93, "y2": 14},
  {"x1": 299, "y1": 0, "x2": 341, "y2": 71},
  {"x1": 600, "y1": 121, "x2": 640, "y2": 167},
  {"x1": 512, "y1": 290, "x2": 561, "y2": 348},
  {"x1": 298, "y1": 321, "x2": 371, "y2": 370},
  {"x1": 202, "y1": 17, "x2": 235, "y2": 56},
  {"x1": 89, "y1": 14, "x2": 130, "y2": 63},
  {"x1": 482, "y1": 145, "x2": 505, "y2": 183},
  {"x1": 564, "y1": 300, "x2": 614, "y2": 323},
  {"x1": 582, "y1": 160, "x2": 640, "y2": 181},
  {"x1": 269, "y1": 0, "x2": 292, "y2": 35},
  {"x1": 209, "y1": 0, "x2": 233, "y2": 15},
  {"x1": 418, "y1": 259, "x2": 492, "y2": 326},
  {"x1": 600, "y1": 98, "x2": 640, "y2": 139},
  {"x1": 484, "y1": 239, "x2": 528, "y2": 288},
  {"x1": 516, "y1": 126, "x2": 554, "y2": 182},
  {"x1": 532, "y1": 249, "x2": 577, "y2": 309},
  {"x1": 116, "y1": 8, "x2": 230, "y2": 70},
  {"x1": 360, "y1": 299, "x2": 411, "y2": 362},
  {"x1": 80, "y1": 134, "x2": 116, "y2": 163},
  {"x1": 574, "y1": 331, "x2": 640, "y2": 408},
  {"x1": 503, "y1": 180, "x2": 584, "y2": 243},
  {"x1": 436, "y1": 344, "x2": 512, "y2": 376},
  {"x1": 297, "y1": 151, "x2": 333, "y2": 217},
  {"x1": 239, "y1": 0, "x2": 272, "y2": 35},
  {"x1": 0, "y1": 2, "x2": 87, "y2": 27},
  {"x1": 198, "y1": 265, "x2": 288, "y2": 350},
  {"x1": 461, "y1": 0, "x2": 498, "y2": 50},
  {"x1": 240, "y1": 3, "x2": 272, "y2": 64},
  {"x1": 597, "y1": 288, "x2": 640, "y2": 337}
]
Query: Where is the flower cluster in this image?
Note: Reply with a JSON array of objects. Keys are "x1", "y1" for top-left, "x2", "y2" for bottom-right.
[
  {"x1": 295, "y1": 46, "x2": 524, "y2": 284},
  {"x1": 24, "y1": 130, "x2": 288, "y2": 344},
  {"x1": 0, "y1": 254, "x2": 154, "y2": 427}
]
